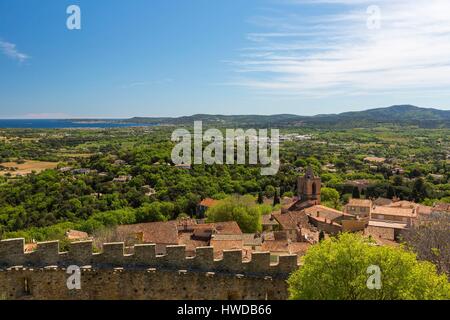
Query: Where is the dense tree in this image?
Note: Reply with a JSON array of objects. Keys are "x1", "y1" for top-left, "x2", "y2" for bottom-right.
[
  {"x1": 321, "y1": 187, "x2": 340, "y2": 209},
  {"x1": 206, "y1": 195, "x2": 263, "y2": 233},
  {"x1": 387, "y1": 185, "x2": 396, "y2": 199},
  {"x1": 288, "y1": 233, "x2": 450, "y2": 300},
  {"x1": 273, "y1": 189, "x2": 280, "y2": 206},
  {"x1": 412, "y1": 178, "x2": 428, "y2": 202},
  {"x1": 352, "y1": 187, "x2": 360, "y2": 199},
  {"x1": 1, "y1": 125, "x2": 449, "y2": 243},
  {"x1": 257, "y1": 192, "x2": 264, "y2": 204}
]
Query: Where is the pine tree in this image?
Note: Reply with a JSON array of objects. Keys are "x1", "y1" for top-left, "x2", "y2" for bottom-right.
[
  {"x1": 257, "y1": 192, "x2": 264, "y2": 204},
  {"x1": 352, "y1": 187, "x2": 360, "y2": 199},
  {"x1": 319, "y1": 231, "x2": 325, "y2": 242},
  {"x1": 387, "y1": 185, "x2": 395, "y2": 199},
  {"x1": 273, "y1": 189, "x2": 280, "y2": 206}
]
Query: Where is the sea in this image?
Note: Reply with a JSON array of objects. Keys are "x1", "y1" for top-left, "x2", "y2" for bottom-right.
[{"x1": 0, "y1": 119, "x2": 155, "y2": 129}]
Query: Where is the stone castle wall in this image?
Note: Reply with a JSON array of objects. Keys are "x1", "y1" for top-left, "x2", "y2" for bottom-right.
[{"x1": 0, "y1": 238, "x2": 298, "y2": 300}]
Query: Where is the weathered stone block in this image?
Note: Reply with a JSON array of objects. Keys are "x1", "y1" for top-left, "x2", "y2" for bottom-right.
[
  {"x1": 133, "y1": 244, "x2": 156, "y2": 266},
  {"x1": 247, "y1": 251, "x2": 271, "y2": 273},
  {"x1": 0, "y1": 238, "x2": 25, "y2": 266},
  {"x1": 31, "y1": 241, "x2": 60, "y2": 266},
  {"x1": 216, "y1": 250, "x2": 243, "y2": 273},
  {"x1": 68, "y1": 241, "x2": 93, "y2": 266},
  {"x1": 192, "y1": 247, "x2": 214, "y2": 270}
]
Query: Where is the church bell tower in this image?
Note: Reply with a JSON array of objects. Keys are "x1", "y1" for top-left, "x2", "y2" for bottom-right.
[{"x1": 298, "y1": 167, "x2": 321, "y2": 204}]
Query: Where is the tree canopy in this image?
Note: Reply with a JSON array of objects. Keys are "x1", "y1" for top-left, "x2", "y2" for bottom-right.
[
  {"x1": 205, "y1": 195, "x2": 267, "y2": 233},
  {"x1": 288, "y1": 233, "x2": 450, "y2": 300}
]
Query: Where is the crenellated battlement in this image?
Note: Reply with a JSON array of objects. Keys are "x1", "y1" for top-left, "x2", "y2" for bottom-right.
[{"x1": 0, "y1": 238, "x2": 298, "y2": 278}]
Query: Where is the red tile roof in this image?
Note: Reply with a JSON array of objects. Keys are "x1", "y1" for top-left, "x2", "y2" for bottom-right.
[
  {"x1": 116, "y1": 221, "x2": 179, "y2": 245},
  {"x1": 24, "y1": 243, "x2": 37, "y2": 253},
  {"x1": 308, "y1": 215, "x2": 342, "y2": 227},
  {"x1": 387, "y1": 201, "x2": 434, "y2": 216},
  {"x1": 303, "y1": 205, "x2": 344, "y2": 221},
  {"x1": 372, "y1": 206, "x2": 416, "y2": 218},
  {"x1": 434, "y1": 203, "x2": 450, "y2": 212},
  {"x1": 178, "y1": 232, "x2": 209, "y2": 254},
  {"x1": 288, "y1": 242, "x2": 311, "y2": 255},
  {"x1": 66, "y1": 229, "x2": 89, "y2": 241},
  {"x1": 260, "y1": 240, "x2": 311, "y2": 255},
  {"x1": 210, "y1": 239, "x2": 244, "y2": 259},
  {"x1": 193, "y1": 221, "x2": 242, "y2": 235},
  {"x1": 262, "y1": 214, "x2": 279, "y2": 226},
  {"x1": 261, "y1": 240, "x2": 289, "y2": 252},
  {"x1": 273, "y1": 211, "x2": 308, "y2": 230},
  {"x1": 199, "y1": 198, "x2": 219, "y2": 208}
]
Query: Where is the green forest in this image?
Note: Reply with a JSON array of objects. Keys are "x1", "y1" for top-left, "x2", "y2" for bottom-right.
[{"x1": 0, "y1": 125, "x2": 449, "y2": 243}]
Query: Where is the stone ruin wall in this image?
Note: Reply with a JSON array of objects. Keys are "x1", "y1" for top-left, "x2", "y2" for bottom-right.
[{"x1": 0, "y1": 238, "x2": 298, "y2": 300}]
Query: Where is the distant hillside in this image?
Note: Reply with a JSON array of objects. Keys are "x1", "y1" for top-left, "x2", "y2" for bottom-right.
[
  {"x1": 305, "y1": 105, "x2": 450, "y2": 128},
  {"x1": 126, "y1": 114, "x2": 306, "y2": 127},
  {"x1": 123, "y1": 105, "x2": 450, "y2": 128}
]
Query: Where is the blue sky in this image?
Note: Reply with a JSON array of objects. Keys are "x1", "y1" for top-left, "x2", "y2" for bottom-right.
[{"x1": 1, "y1": 0, "x2": 450, "y2": 118}]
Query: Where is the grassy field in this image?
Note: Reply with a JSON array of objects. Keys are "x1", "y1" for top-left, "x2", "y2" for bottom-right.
[{"x1": 0, "y1": 160, "x2": 58, "y2": 176}]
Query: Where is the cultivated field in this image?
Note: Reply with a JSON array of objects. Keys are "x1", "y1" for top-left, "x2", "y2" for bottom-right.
[{"x1": 0, "y1": 160, "x2": 58, "y2": 176}]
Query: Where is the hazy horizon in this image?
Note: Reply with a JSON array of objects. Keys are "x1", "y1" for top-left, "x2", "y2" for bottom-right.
[{"x1": 0, "y1": 104, "x2": 448, "y2": 120}]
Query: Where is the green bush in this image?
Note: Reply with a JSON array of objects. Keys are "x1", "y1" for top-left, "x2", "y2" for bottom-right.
[{"x1": 288, "y1": 233, "x2": 450, "y2": 300}]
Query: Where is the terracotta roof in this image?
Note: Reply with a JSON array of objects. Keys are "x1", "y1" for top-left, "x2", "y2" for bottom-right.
[
  {"x1": 288, "y1": 199, "x2": 317, "y2": 211},
  {"x1": 347, "y1": 199, "x2": 372, "y2": 207},
  {"x1": 211, "y1": 234, "x2": 243, "y2": 241},
  {"x1": 273, "y1": 211, "x2": 307, "y2": 230},
  {"x1": 308, "y1": 215, "x2": 342, "y2": 227},
  {"x1": 273, "y1": 212, "x2": 297, "y2": 230},
  {"x1": 262, "y1": 232, "x2": 275, "y2": 241},
  {"x1": 24, "y1": 243, "x2": 37, "y2": 253},
  {"x1": 388, "y1": 200, "x2": 416, "y2": 209},
  {"x1": 199, "y1": 198, "x2": 219, "y2": 207},
  {"x1": 66, "y1": 229, "x2": 89, "y2": 241},
  {"x1": 433, "y1": 203, "x2": 450, "y2": 212},
  {"x1": 261, "y1": 240, "x2": 289, "y2": 252},
  {"x1": 368, "y1": 220, "x2": 408, "y2": 229},
  {"x1": 386, "y1": 201, "x2": 433, "y2": 216},
  {"x1": 210, "y1": 239, "x2": 244, "y2": 258},
  {"x1": 260, "y1": 239, "x2": 310, "y2": 255},
  {"x1": 116, "y1": 221, "x2": 179, "y2": 245},
  {"x1": 372, "y1": 206, "x2": 416, "y2": 218},
  {"x1": 194, "y1": 221, "x2": 242, "y2": 235},
  {"x1": 241, "y1": 233, "x2": 263, "y2": 246},
  {"x1": 262, "y1": 214, "x2": 279, "y2": 226},
  {"x1": 288, "y1": 242, "x2": 311, "y2": 255},
  {"x1": 177, "y1": 232, "x2": 209, "y2": 253},
  {"x1": 303, "y1": 205, "x2": 344, "y2": 221},
  {"x1": 301, "y1": 227, "x2": 319, "y2": 243},
  {"x1": 417, "y1": 204, "x2": 433, "y2": 215},
  {"x1": 176, "y1": 218, "x2": 198, "y2": 228},
  {"x1": 373, "y1": 197, "x2": 393, "y2": 206}
]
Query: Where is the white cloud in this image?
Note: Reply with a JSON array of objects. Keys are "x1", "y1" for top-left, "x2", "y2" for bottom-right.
[
  {"x1": 0, "y1": 40, "x2": 30, "y2": 63},
  {"x1": 229, "y1": 0, "x2": 450, "y2": 98}
]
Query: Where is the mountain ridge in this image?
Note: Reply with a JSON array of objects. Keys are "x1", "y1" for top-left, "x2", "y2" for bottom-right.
[{"x1": 123, "y1": 105, "x2": 450, "y2": 128}]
